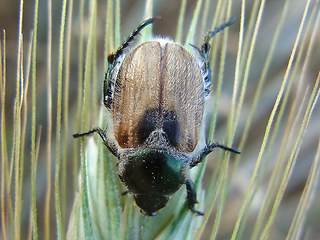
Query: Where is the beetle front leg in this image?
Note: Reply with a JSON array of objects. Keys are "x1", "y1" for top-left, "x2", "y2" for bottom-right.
[
  {"x1": 73, "y1": 127, "x2": 118, "y2": 156},
  {"x1": 186, "y1": 179, "x2": 204, "y2": 215},
  {"x1": 190, "y1": 142, "x2": 241, "y2": 168}
]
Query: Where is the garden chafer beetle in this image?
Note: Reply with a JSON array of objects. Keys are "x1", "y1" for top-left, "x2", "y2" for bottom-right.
[{"x1": 73, "y1": 17, "x2": 241, "y2": 216}]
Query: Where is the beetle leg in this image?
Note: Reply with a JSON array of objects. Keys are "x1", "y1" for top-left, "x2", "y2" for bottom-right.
[
  {"x1": 200, "y1": 17, "x2": 236, "y2": 95},
  {"x1": 121, "y1": 190, "x2": 130, "y2": 196},
  {"x1": 104, "y1": 17, "x2": 160, "y2": 109},
  {"x1": 190, "y1": 142, "x2": 241, "y2": 168},
  {"x1": 73, "y1": 127, "x2": 118, "y2": 156},
  {"x1": 108, "y1": 17, "x2": 160, "y2": 64},
  {"x1": 104, "y1": 69, "x2": 114, "y2": 109},
  {"x1": 186, "y1": 179, "x2": 204, "y2": 215}
]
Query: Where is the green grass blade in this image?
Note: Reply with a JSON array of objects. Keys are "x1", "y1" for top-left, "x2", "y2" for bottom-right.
[
  {"x1": 55, "y1": 0, "x2": 68, "y2": 238},
  {"x1": 44, "y1": 0, "x2": 52, "y2": 239}
]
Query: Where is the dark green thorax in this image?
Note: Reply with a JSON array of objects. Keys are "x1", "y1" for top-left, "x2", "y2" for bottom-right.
[{"x1": 119, "y1": 148, "x2": 186, "y2": 195}]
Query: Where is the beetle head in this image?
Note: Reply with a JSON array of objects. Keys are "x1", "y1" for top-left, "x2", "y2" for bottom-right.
[{"x1": 134, "y1": 193, "x2": 169, "y2": 216}]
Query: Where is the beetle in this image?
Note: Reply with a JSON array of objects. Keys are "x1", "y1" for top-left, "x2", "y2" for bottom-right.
[{"x1": 73, "y1": 17, "x2": 241, "y2": 216}]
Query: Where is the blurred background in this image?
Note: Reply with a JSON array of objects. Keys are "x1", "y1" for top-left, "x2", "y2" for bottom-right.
[{"x1": 1, "y1": 0, "x2": 320, "y2": 239}]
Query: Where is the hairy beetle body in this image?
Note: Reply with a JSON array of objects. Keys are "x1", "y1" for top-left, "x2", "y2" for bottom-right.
[
  {"x1": 74, "y1": 17, "x2": 241, "y2": 216},
  {"x1": 113, "y1": 40, "x2": 204, "y2": 152}
]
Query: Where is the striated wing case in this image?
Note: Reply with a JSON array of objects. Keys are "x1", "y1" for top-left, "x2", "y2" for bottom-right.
[{"x1": 113, "y1": 41, "x2": 204, "y2": 152}]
